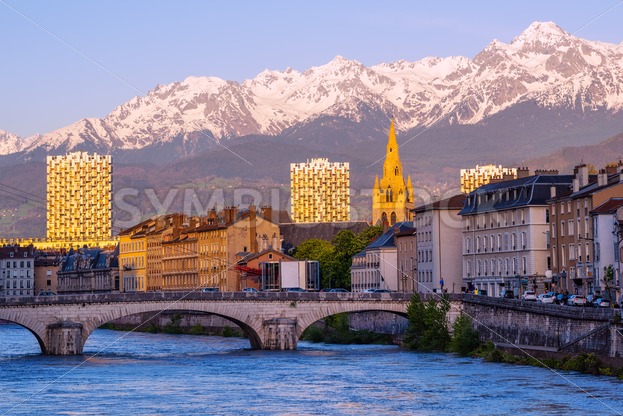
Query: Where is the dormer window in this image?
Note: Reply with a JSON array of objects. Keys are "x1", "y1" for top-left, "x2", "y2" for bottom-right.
[{"x1": 9, "y1": 252, "x2": 14, "y2": 258}]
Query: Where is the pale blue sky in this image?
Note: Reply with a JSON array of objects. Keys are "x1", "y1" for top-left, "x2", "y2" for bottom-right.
[{"x1": 1, "y1": 0, "x2": 622, "y2": 137}]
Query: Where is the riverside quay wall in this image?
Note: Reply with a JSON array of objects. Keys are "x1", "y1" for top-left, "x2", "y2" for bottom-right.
[{"x1": 462, "y1": 295, "x2": 622, "y2": 359}]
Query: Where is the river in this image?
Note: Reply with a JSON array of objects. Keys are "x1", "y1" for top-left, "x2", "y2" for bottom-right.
[{"x1": 0, "y1": 324, "x2": 621, "y2": 415}]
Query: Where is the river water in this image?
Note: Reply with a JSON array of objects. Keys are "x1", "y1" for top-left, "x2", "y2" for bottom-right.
[{"x1": 0, "y1": 324, "x2": 622, "y2": 415}]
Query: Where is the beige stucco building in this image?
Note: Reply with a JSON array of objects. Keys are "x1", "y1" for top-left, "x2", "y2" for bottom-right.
[
  {"x1": 413, "y1": 194, "x2": 466, "y2": 294},
  {"x1": 460, "y1": 172, "x2": 573, "y2": 297}
]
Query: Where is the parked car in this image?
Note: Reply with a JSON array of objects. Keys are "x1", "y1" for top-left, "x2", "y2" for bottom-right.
[
  {"x1": 283, "y1": 287, "x2": 307, "y2": 292},
  {"x1": 536, "y1": 293, "x2": 554, "y2": 304},
  {"x1": 571, "y1": 295, "x2": 587, "y2": 306},
  {"x1": 372, "y1": 289, "x2": 393, "y2": 293},
  {"x1": 329, "y1": 288, "x2": 349, "y2": 293},
  {"x1": 362, "y1": 288, "x2": 377, "y2": 293},
  {"x1": 201, "y1": 287, "x2": 220, "y2": 292},
  {"x1": 522, "y1": 291, "x2": 537, "y2": 301},
  {"x1": 566, "y1": 295, "x2": 577, "y2": 306},
  {"x1": 595, "y1": 298, "x2": 611, "y2": 308},
  {"x1": 242, "y1": 287, "x2": 258, "y2": 293},
  {"x1": 500, "y1": 290, "x2": 515, "y2": 299},
  {"x1": 585, "y1": 294, "x2": 599, "y2": 307}
]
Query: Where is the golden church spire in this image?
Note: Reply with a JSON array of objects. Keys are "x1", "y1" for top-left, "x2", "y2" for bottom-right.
[{"x1": 372, "y1": 119, "x2": 414, "y2": 225}]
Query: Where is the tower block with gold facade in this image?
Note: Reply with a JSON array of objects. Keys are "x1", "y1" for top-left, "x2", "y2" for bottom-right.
[{"x1": 372, "y1": 120, "x2": 414, "y2": 225}]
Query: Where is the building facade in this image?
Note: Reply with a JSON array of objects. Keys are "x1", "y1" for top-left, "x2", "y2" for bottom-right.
[
  {"x1": 351, "y1": 222, "x2": 413, "y2": 292},
  {"x1": 591, "y1": 198, "x2": 623, "y2": 301},
  {"x1": 413, "y1": 194, "x2": 466, "y2": 294},
  {"x1": 372, "y1": 120, "x2": 414, "y2": 225},
  {"x1": 460, "y1": 164, "x2": 519, "y2": 194},
  {"x1": 460, "y1": 173, "x2": 573, "y2": 297},
  {"x1": 394, "y1": 227, "x2": 417, "y2": 293},
  {"x1": 548, "y1": 164, "x2": 623, "y2": 295},
  {"x1": 290, "y1": 158, "x2": 350, "y2": 223},
  {"x1": 46, "y1": 151, "x2": 112, "y2": 242},
  {"x1": 0, "y1": 246, "x2": 35, "y2": 296},
  {"x1": 57, "y1": 247, "x2": 119, "y2": 293},
  {"x1": 34, "y1": 251, "x2": 61, "y2": 295}
]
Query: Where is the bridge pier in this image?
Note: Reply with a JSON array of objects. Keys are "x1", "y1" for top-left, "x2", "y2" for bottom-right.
[
  {"x1": 262, "y1": 318, "x2": 297, "y2": 350},
  {"x1": 46, "y1": 322, "x2": 84, "y2": 355}
]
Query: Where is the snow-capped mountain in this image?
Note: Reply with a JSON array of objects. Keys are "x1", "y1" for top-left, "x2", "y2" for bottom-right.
[
  {"x1": 2, "y1": 21, "x2": 623, "y2": 156},
  {"x1": 0, "y1": 130, "x2": 32, "y2": 154}
]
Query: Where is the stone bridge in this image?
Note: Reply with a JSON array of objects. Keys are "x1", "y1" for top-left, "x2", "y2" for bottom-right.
[{"x1": 0, "y1": 292, "x2": 458, "y2": 355}]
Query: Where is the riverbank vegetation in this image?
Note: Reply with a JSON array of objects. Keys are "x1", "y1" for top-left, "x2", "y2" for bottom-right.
[
  {"x1": 301, "y1": 313, "x2": 394, "y2": 345},
  {"x1": 403, "y1": 293, "x2": 623, "y2": 378}
]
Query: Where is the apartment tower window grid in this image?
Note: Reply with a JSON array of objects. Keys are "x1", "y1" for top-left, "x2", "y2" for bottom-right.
[
  {"x1": 290, "y1": 158, "x2": 350, "y2": 223},
  {"x1": 47, "y1": 151, "x2": 112, "y2": 241}
]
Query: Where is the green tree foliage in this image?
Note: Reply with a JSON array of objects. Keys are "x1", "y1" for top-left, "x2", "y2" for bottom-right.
[
  {"x1": 293, "y1": 239, "x2": 335, "y2": 287},
  {"x1": 604, "y1": 265, "x2": 615, "y2": 300},
  {"x1": 357, "y1": 225, "x2": 384, "y2": 247},
  {"x1": 404, "y1": 293, "x2": 450, "y2": 351},
  {"x1": 449, "y1": 314, "x2": 480, "y2": 355},
  {"x1": 293, "y1": 226, "x2": 384, "y2": 289}
]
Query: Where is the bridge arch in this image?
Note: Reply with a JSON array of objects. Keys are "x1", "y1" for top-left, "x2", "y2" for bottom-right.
[
  {"x1": 295, "y1": 303, "x2": 408, "y2": 340},
  {"x1": 80, "y1": 302, "x2": 265, "y2": 352},
  {"x1": 0, "y1": 310, "x2": 47, "y2": 353}
]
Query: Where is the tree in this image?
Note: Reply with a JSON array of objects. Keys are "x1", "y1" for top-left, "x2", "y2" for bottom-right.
[
  {"x1": 603, "y1": 265, "x2": 615, "y2": 301},
  {"x1": 449, "y1": 314, "x2": 480, "y2": 355},
  {"x1": 357, "y1": 225, "x2": 384, "y2": 248},
  {"x1": 403, "y1": 293, "x2": 450, "y2": 351}
]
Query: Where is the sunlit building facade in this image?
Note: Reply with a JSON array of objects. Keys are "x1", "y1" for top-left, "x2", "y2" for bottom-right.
[
  {"x1": 460, "y1": 164, "x2": 518, "y2": 194},
  {"x1": 46, "y1": 152, "x2": 112, "y2": 242},
  {"x1": 290, "y1": 158, "x2": 350, "y2": 223}
]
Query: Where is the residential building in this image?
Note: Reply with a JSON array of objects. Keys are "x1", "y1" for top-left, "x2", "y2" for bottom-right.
[
  {"x1": 0, "y1": 246, "x2": 35, "y2": 296},
  {"x1": 591, "y1": 198, "x2": 623, "y2": 300},
  {"x1": 235, "y1": 248, "x2": 295, "y2": 290},
  {"x1": 394, "y1": 227, "x2": 416, "y2": 293},
  {"x1": 34, "y1": 251, "x2": 62, "y2": 295},
  {"x1": 290, "y1": 158, "x2": 350, "y2": 223},
  {"x1": 548, "y1": 164, "x2": 623, "y2": 295},
  {"x1": 372, "y1": 120, "x2": 414, "y2": 225},
  {"x1": 351, "y1": 222, "x2": 413, "y2": 292},
  {"x1": 57, "y1": 247, "x2": 119, "y2": 293},
  {"x1": 460, "y1": 171, "x2": 573, "y2": 297},
  {"x1": 413, "y1": 194, "x2": 466, "y2": 294},
  {"x1": 460, "y1": 164, "x2": 519, "y2": 194},
  {"x1": 46, "y1": 151, "x2": 112, "y2": 242}
]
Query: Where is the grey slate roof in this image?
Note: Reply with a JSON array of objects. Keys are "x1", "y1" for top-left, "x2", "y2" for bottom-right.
[
  {"x1": 459, "y1": 175, "x2": 574, "y2": 216},
  {"x1": 366, "y1": 221, "x2": 413, "y2": 250}
]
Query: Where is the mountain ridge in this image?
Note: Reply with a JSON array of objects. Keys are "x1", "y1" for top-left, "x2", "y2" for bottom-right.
[{"x1": 2, "y1": 21, "x2": 623, "y2": 157}]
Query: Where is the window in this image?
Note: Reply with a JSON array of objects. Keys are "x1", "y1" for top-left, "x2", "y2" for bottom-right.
[
  {"x1": 568, "y1": 220, "x2": 574, "y2": 236},
  {"x1": 569, "y1": 244, "x2": 575, "y2": 260},
  {"x1": 552, "y1": 246, "x2": 557, "y2": 267},
  {"x1": 545, "y1": 209, "x2": 550, "y2": 223},
  {"x1": 560, "y1": 221, "x2": 565, "y2": 237},
  {"x1": 521, "y1": 232, "x2": 527, "y2": 250},
  {"x1": 522, "y1": 257, "x2": 527, "y2": 274},
  {"x1": 562, "y1": 245, "x2": 566, "y2": 267}
]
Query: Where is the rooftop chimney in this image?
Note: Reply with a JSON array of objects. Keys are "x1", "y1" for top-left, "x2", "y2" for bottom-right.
[
  {"x1": 516, "y1": 167, "x2": 530, "y2": 179},
  {"x1": 597, "y1": 169, "x2": 608, "y2": 187}
]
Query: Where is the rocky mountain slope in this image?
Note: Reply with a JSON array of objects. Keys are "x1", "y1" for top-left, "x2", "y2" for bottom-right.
[{"x1": 1, "y1": 21, "x2": 622, "y2": 158}]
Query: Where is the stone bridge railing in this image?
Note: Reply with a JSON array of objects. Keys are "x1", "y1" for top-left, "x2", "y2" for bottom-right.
[{"x1": 1, "y1": 291, "x2": 461, "y2": 355}]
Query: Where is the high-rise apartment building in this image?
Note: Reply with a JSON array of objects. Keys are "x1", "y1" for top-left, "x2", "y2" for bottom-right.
[
  {"x1": 46, "y1": 152, "x2": 112, "y2": 241},
  {"x1": 290, "y1": 158, "x2": 350, "y2": 223},
  {"x1": 460, "y1": 164, "x2": 518, "y2": 194}
]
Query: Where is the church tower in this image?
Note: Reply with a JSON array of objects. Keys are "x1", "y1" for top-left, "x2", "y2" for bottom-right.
[{"x1": 372, "y1": 120, "x2": 414, "y2": 225}]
